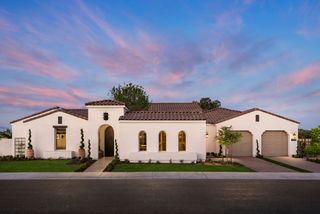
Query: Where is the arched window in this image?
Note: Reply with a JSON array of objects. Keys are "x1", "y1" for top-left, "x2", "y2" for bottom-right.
[
  {"x1": 159, "y1": 131, "x2": 166, "y2": 151},
  {"x1": 178, "y1": 131, "x2": 186, "y2": 151},
  {"x1": 139, "y1": 131, "x2": 147, "y2": 151}
]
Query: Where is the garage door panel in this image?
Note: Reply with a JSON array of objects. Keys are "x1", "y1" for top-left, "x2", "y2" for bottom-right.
[
  {"x1": 262, "y1": 131, "x2": 288, "y2": 156},
  {"x1": 229, "y1": 131, "x2": 252, "y2": 157}
]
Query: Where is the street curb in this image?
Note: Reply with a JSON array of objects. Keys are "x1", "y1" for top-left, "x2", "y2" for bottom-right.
[{"x1": 1, "y1": 172, "x2": 320, "y2": 180}]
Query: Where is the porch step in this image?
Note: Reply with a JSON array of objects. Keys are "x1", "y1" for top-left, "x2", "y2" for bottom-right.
[{"x1": 84, "y1": 157, "x2": 113, "y2": 172}]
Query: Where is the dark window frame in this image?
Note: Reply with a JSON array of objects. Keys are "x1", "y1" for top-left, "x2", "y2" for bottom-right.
[
  {"x1": 58, "y1": 116, "x2": 62, "y2": 124},
  {"x1": 255, "y1": 114, "x2": 260, "y2": 122}
]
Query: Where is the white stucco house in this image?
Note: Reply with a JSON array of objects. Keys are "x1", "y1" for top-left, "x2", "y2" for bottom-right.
[{"x1": 9, "y1": 100, "x2": 299, "y2": 162}]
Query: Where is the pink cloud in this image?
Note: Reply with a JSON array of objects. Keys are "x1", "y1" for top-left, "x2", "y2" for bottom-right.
[
  {"x1": 270, "y1": 62, "x2": 320, "y2": 91},
  {"x1": 0, "y1": 85, "x2": 91, "y2": 108},
  {"x1": 148, "y1": 86, "x2": 183, "y2": 99},
  {"x1": 0, "y1": 39, "x2": 76, "y2": 79}
]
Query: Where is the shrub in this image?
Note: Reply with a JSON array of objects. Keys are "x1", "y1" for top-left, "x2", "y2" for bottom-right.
[
  {"x1": 27, "y1": 129, "x2": 33, "y2": 149},
  {"x1": 148, "y1": 159, "x2": 152, "y2": 164},
  {"x1": 79, "y1": 129, "x2": 85, "y2": 149},
  {"x1": 115, "y1": 140, "x2": 120, "y2": 163},
  {"x1": 138, "y1": 160, "x2": 142, "y2": 164},
  {"x1": 255, "y1": 139, "x2": 263, "y2": 158},
  {"x1": 156, "y1": 160, "x2": 160, "y2": 164},
  {"x1": 179, "y1": 159, "x2": 184, "y2": 164},
  {"x1": 123, "y1": 159, "x2": 130, "y2": 164},
  {"x1": 305, "y1": 143, "x2": 320, "y2": 157},
  {"x1": 169, "y1": 159, "x2": 172, "y2": 164}
]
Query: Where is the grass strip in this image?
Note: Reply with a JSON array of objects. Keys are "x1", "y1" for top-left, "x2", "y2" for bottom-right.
[
  {"x1": 261, "y1": 157, "x2": 311, "y2": 173},
  {"x1": 111, "y1": 163, "x2": 255, "y2": 172}
]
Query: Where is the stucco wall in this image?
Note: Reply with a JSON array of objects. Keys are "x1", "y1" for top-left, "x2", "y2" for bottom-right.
[
  {"x1": 0, "y1": 139, "x2": 12, "y2": 156},
  {"x1": 86, "y1": 105, "x2": 125, "y2": 159},
  {"x1": 214, "y1": 110, "x2": 299, "y2": 157},
  {"x1": 11, "y1": 111, "x2": 88, "y2": 158},
  {"x1": 118, "y1": 120, "x2": 207, "y2": 162}
]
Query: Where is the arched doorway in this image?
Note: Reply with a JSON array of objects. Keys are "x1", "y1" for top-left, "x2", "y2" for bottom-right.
[
  {"x1": 104, "y1": 126, "x2": 114, "y2": 157},
  {"x1": 98, "y1": 125, "x2": 114, "y2": 157}
]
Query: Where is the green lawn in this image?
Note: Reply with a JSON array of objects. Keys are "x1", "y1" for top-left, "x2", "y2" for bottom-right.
[
  {"x1": 0, "y1": 160, "x2": 86, "y2": 172},
  {"x1": 112, "y1": 163, "x2": 255, "y2": 172}
]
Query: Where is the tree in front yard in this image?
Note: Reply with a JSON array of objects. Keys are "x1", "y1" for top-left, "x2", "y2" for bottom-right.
[
  {"x1": 110, "y1": 83, "x2": 150, "y2": 111},
  {"x1": 217, "y1": 126, "x2": 242, "y2": 163},
  {"x1": 310, "y1": 125, "x2": 320, "y2": 144},
  {"x1": 304, "y1": 125, "x2": 320, "y2": 157}
]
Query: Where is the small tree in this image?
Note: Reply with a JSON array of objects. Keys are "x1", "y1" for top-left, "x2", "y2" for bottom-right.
[
  {"x1": 115, "y1": 140, "x2": 120, "y2": 163},
  {"x1": 79, "y1": 129, "x2": 85, "y2": 149},
  {"x1": 110, "y1": 83, "x2": 150, "y2": 111},
  {"x1": 27, "y1": 129, "x2": 33, "y2": 149},
  {"x1": 217, "y1": 126, "x2": 242, "y2": 163},
  {"x1": 310, "y1": 125, "x2": 320, "y2": 144},
  {"x1": 87, "y1": 139, "x2": 91, "y2": 160},
  {"x1": 255, "y1": 139, "x2": 262, "y2": 158}
]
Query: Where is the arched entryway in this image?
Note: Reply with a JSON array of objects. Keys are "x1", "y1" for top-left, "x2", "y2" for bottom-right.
[{"x1": 98, "y1": 125, "x2": 114, "y2": 157}]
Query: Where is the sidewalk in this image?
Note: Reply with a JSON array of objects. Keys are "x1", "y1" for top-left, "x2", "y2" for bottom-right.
[
  {"x1": 269, "y1": 157, "x2": 320, "y2": 172},
  {"x1": 84, "y1": 157, "x2": 112, "y2": 172},
  {"x1": 1, "y1": 172, "x2": 320, "y2": 180}
]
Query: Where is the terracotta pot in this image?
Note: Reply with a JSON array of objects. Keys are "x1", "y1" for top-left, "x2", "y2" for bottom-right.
[
  {"x1": 78, "y1": 148, "x2": 86, "y2": 160},
  {"x1": 26, "y1": 148, "x2": 34, "y2": 159}
]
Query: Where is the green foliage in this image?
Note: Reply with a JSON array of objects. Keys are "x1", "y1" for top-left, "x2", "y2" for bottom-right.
[
  {"x1": 256, "y1": 139, "x2": 263, "y2": 158},
  {"x1": 199, "y1": 97, "x2": 221, "y2": 110},
  {"x1": 0, "y1": 129, "x2": 12, "y2": 139},
  {"x1": 87, "y1": 139, "x2": 91, "y2": 160},
  {"x1": 304, "y1": 143, "x2": 320, "y2": 157},
  {"x1": 115, "y1": 140, "x2": 119, "y2": 162},
  {"x1": 105, "y1": 159, "x2": 119, "y2": 172},
  {"x1": 110, "y1": 83, "x2": 150, "y2": 111},
  {"x1": 310, "y1": 125, "x2": 320, "y2": 144},
  {"x1": 217, "y1": 126, "x2": 242, "y2": 162},
  {"x1": 217, "y1": 126, "x2": 242, "y2": 147},
  {"x1": 27, "y1": 129, "x2": 33, "y2": 149},
  {"x1": 298, "y1": 128, "x2": 311, "y2": 139},
  {"x1": 79, "y1": 129, "x2": 85, "y2": 149}
]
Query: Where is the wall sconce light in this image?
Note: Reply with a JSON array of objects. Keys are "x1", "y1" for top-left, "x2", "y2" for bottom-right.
[{"x1": 291, "y1": 132, "x2": 297, "y2": 141}]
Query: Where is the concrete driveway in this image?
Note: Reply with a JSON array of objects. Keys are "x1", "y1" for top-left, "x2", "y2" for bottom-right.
[
  {"x1": 234, "y1": 157, "x2": 294, "y2": 172},
  {"x1": 269, "y1": 157, "x2": 320, "y2": 172}
]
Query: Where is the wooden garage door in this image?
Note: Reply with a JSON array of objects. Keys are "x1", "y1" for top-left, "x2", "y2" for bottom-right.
[
  {"x1": 229, "y1": 131, "x2": 252, "y2": 157},
  {"x1": 262, "y1": 131, "x2": 288, "y2": 156}
]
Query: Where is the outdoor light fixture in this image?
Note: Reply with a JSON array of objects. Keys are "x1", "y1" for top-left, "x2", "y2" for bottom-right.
[
  {"x1": 103, "y1": 112, "x2": 109, "y2": 121},
  {"x1": 292, "y1": 132, "x2": 297, "y2": 141}
]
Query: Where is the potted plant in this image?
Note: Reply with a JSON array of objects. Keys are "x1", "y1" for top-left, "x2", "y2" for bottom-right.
[
  {"x1": 78, "y1": 129, "x2": 85, "y2": 160},
  {"x1": 26, "y1": 129, "x2": 34, "y2": 159}
]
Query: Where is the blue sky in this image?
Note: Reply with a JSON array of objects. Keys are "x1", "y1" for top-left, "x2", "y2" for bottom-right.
[{"x1": 0, "y1": 0, "x2": 319, "y2": 129}]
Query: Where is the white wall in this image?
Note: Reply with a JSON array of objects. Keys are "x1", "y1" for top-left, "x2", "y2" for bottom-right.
[
  {"x1": 86, "y1": 105, "x2": 125, "y2": 159},
  {"x1": 205, "y1": 124, "x2": 217, "y2": 153},
  {"x1": 214, "y1": 110, "x2": 299, "y2": 157},
  {"x1": 12, "y1": 111, "x2": 88, "y2": 158},
  {"x1": 119, "y1": 120, "x2": 207, "y2": 162},
  {"x1": 0, "y1": 139, "x2": 12, "y2": 156}
]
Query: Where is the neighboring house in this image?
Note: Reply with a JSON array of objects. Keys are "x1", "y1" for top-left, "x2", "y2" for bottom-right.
[{"x1": 9, "y1": 100, "x2": 299, "y2": 162}]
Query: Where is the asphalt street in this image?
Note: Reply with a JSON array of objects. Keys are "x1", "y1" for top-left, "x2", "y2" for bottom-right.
[{"x1": 0, "y1": 179, "x2": 319, "y2": 214}]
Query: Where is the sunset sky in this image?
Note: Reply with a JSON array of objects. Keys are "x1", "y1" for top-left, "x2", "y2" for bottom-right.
[{"x1": 0, "y1": 0, "x2": 319, "y2": 129}]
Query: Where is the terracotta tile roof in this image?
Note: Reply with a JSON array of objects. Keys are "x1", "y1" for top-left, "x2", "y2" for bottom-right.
[
  {"x1": 119, "y1": 111, "x2": 206, "y2": 121},
  {"x1": 11, "y1": 107, "x2": 88, "y2": 124},
  {"x1": 205, "y1": 108, "x2": 242, "y2": 124},
  {"x1": 119, "y1": 102, "x2": 205, "y2": 121},
  {"x1": 148, "y1": 102, "x2": 202, "y2": 112},
  {"x1": 85, "y1": 99, "x2": 125, "y2": 106},
  {"x1": 61, "y1": 109, "x2": 88, "y2": 120}
]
